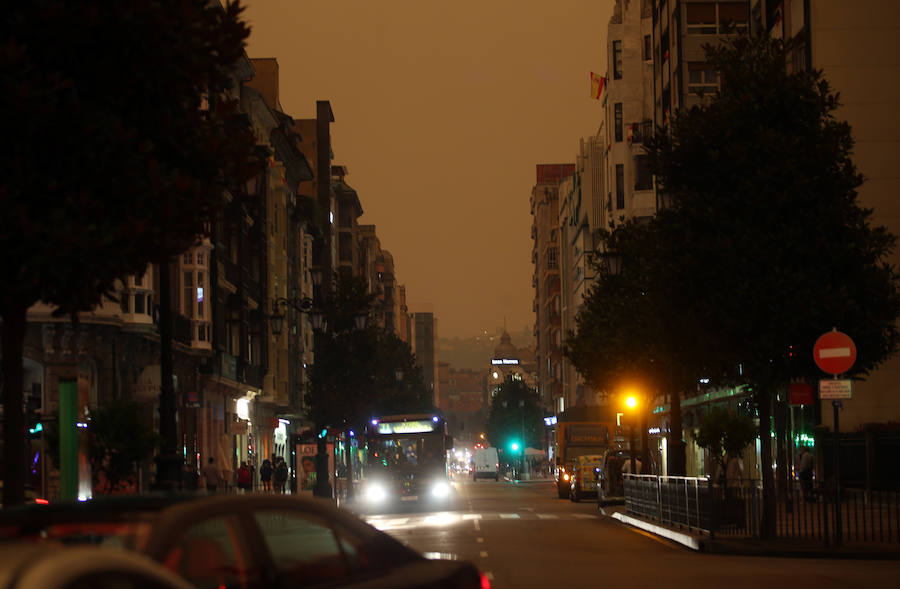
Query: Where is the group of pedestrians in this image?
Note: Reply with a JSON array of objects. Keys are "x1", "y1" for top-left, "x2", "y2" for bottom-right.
[{"x1": 191, "y1": 453, "x2": 290, "y2": 494}]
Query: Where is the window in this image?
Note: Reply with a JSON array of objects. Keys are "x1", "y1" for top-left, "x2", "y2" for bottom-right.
[
  {"x1": 183, "y1": 252, "x2": 192, "y2": 265},
  {"x1": 547, "y1": 248, "x2": 559, "y2": 269},
  {"x1": 183, "y1": 271, "x2": 194, "y2": 319},
  {"x1": 120, "y1": 292, "x2": 129, "y2": 314},
  {"x1": 252, "y1": 511, "x2": 350, "y2": 586},
  {"x1": 718, "y1": 2, "x2": 748, "y2": 32},
  {"x1": 643, "y1": 35, "x2": 652, "y2": 61},
  {"x1": 134, "y1": 273, "x2": 143, "y2": 287},
  {"x1": 686, "y1": 2, "x2": 716, "y2": 34},
  {"x1": 634, "y1": 155, "x2": 653, "y2": 191},
  {"x1": 688, "y1": 62, "x2": 719, "y2": 95},
  {"x1": 615, "y1": 164, "x2": 625, "y2": 209},
  {"x1": 612, "y1": 40, "x2": 623, "y2": 79},
  {"x1": 163, "y1": 516, "x2": 250, "y2": 589},
  {"x1": 614, "y1": 103, "x2": 623, "y2": 142},
  {"x1": 146, "y1": 294, "x2": 152, "y2": 315},
  {"x1": 197, "y1": 252, "x2": 204, "y2": 266},
  {"x1": 134, "y1": 293, "x2": 144, "y2": 314},
  {"x1": 197, "y1": 272, "x2": 204, "y2": 318}
]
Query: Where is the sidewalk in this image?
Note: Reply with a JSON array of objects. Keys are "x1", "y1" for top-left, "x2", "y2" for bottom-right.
[{"x1": 601, "y1": 504, "x2": 900, "y2": 560}]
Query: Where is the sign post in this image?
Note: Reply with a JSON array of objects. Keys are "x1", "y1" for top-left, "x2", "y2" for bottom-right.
[{"x1": 813, "y1": 328, "x2": 857, "y2": 547}]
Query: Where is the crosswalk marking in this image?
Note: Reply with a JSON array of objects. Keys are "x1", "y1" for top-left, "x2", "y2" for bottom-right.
[{"x1": 363, "y1": 511, "x2": 597, "y2": 530}]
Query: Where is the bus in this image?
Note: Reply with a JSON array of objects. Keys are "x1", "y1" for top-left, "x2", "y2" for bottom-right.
[
  {"x1": 553, "y1": 406, "x2": 619, "y2": 499},
  {"x1": 360, "y1": 414, "x2": 453, "y2": 509}
]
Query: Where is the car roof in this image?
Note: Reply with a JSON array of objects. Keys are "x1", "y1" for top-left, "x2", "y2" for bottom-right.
[{"x1": 0, "y1": 493, "x2": 200, "y2": 533}]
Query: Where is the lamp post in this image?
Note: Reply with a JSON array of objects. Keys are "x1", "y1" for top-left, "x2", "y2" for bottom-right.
[{"x1": 625, "y1": 395, "x2": 638, "y2": 474}]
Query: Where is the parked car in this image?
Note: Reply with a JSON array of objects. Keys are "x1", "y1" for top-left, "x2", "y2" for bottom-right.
[
  {"x1": 569, "y1": 454, "x2": 604, "y2": 502},
  {"x1": 0, "y1": 544, "x2": 193, "y2": 589},
  {"x1": 596, "y1": 448, "x2": 638, "y2": 506},
  {"x1": 0, "y1": 494, "x2": 489, "y2": 589},
  {"x1": 472, "y1": 447, "x2": 500, "y2": 481}
]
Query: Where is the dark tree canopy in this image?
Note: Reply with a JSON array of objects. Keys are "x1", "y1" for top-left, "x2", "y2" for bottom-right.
[
  {"x1": 484, "y1": 377, "x2": 544, "y2": 452},
  {"x1": 306, "y1": 274, "x2": 431, "y2": 431},
  {"x1": 567, "y1": 32, "x2": 900, "y2": 537},
  {"x1": 1, "y1": 0, "x2": 256, "y2": 506},
  {"x1": 1, "y1": 0, "x2": 257, "y2": 314}
]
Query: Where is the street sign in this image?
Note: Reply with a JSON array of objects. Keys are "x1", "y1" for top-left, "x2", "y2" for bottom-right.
[
  {"x1": 813, "y1": 330, "x2": 857, "y2": 375},
  {"x1": 819, "y1": 379, "x2": 852, "y2": 399},
  {"x1": 789, "y1": 382, "x2": 815, "y2": 405}
]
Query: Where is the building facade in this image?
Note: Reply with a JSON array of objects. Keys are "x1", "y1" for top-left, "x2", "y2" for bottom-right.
[{"x1": 531, "y1": 164, "x2": 574, "y2": 414}]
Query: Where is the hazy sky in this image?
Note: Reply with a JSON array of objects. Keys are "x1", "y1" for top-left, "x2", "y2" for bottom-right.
[{"x1": 243, "y1": 0, "x2": 614, "y2": 338}]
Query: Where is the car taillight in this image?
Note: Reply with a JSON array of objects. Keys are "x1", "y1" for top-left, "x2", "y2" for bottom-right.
[{"x1": 479, "y1": 571, "x2": 491, "y2": 589}]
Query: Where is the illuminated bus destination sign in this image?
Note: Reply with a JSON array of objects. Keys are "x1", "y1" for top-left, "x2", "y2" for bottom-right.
[
  {"x1": 491, "y1": 359, "x2": 519, "y2": 365},
  {"x1": 376, "y1": 420, "x2": 437, "y2": 435}
]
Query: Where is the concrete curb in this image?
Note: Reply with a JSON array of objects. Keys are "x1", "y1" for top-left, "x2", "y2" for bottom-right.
[
  {"x1": 611, "y1": 512, "x2": 701, "y2": 551},
  {"x1": 606, "y1": 510, "x2": 900, "y2": 560}
]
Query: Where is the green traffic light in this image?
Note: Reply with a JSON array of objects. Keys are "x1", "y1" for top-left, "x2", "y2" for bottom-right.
[{"x1": 510, "y1": 442, "x2": 520, "y2": 452}]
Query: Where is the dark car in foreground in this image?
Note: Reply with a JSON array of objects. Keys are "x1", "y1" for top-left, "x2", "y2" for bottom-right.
[
  {"x1": 0, "y1": 544, "x2": 194, "y2": 589},
  {"x1": 0, "y1": 494, "x2": 489, "y2": 589}
]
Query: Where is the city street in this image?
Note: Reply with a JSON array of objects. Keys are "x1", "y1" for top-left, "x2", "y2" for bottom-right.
[{"x1": 356, "y1": 475, "x2": 900, "y2": 589}]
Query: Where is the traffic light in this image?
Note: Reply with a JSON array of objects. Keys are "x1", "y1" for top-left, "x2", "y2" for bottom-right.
[
  {"x1": 26, "y1": 385, "x2": 41, "y2": 438},
  {"x1": 509, "y1": 441, "x2": 520, "y2": 453}
]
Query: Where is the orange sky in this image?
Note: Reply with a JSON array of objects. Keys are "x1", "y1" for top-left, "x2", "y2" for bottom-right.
[{"x1": 243, "y1": 0, "x2": 613, "y2": 338}]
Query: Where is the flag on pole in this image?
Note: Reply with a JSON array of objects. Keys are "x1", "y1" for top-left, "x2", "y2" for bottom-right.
[{"x1": 590, "y1": 72, "x2": 606, "y2": 100}]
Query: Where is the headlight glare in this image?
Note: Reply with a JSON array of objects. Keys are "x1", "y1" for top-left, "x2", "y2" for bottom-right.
[
  {"x1": 431, "y1": 481, "x2": 450, "y2": 498},
  {"x1": 365, "y1": 483, "x2": 387, "y2": 503}
]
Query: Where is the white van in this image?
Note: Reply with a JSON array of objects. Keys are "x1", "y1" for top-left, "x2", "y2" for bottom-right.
[{"x1": 473, "y1": 447, "x2": 500, "y2": 481}]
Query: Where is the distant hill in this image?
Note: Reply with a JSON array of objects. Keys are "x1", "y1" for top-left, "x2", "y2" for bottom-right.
[{"x1": 439, "y1": 327, "x2": 534, "y2": 371}]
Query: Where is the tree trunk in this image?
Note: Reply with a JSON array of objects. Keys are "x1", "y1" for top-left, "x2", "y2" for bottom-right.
[
  {"x1": 1, "y1": 303, "x2": 28, "y2": 507},
  {"x1": 758, "y1": 388, "x2": 776, "y2": 539},
  {"x1": 668, "y1": 387, "x2": 686, "y2": 475}
]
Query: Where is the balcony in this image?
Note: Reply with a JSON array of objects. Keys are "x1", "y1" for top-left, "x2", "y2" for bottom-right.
[{"x1": 245, "y1": 363, "x2": 265, "y2": 389}]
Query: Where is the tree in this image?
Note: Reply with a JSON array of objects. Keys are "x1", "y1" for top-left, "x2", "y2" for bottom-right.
[
  {"x1": 305, "y1": 274, "x2": 431, "y2": 435},
  {"x1": 694, "y1": 407, "x2": 757, "y2": 485},
  {"x1": 484, "y1": 377, "x2": 544, "y2": 455},
  {"x1": 641, "y1": 32, "x2": 900, "y2": 537},
  {"x1": 45, "y1": 400, "x2": 158, "y2": 495},
  {"x1": 1, "y1": 1, "x2": 257, "y2": 505}
]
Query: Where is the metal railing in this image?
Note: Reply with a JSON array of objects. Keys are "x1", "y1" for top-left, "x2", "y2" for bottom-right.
[{"x1": 624, "y1": 475, "x2": 900, "y2": 544}]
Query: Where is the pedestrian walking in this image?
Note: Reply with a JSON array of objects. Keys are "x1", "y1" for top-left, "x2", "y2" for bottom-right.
[
  {"x1": 798, "y1": 446, "x2": 815, "y2": 501},
  {"x1": 201, "y1": 457, "x2": 220, "y2": 494},
  {"x1": 260, "y1": 458, "x2": 273, "y2": 492},
  {"x1": 274, "y1": 456, "x2": 288, "y2": 494},
  {"x1": 237, "y1": 461, "x2": 252, "y2": 493}
]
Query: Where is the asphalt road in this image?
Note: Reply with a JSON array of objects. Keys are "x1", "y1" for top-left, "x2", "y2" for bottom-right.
[{"x1": 351, "y1": 474, "x2": 900, "y2": 589}]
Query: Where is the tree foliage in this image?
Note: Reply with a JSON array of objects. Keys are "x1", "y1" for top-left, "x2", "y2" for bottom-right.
[
  {"x1": 45, "y1": 400, "x2": 158, "y2": 495},
  {"x1": 306, "y1": 274, "x2": 431, "y2": 431},
  {"x1": 694, "y1": 407, "x2": 757, "y2": 481},
  {"x1": 2, "y1": 1, "x2": 257, "y2": 505},
  {"x1": 484, "y1": 377, "x2": 544, "y2": 451},
  {"x1": 567, "y1": 32, "x2": 900, "y2": 536}
]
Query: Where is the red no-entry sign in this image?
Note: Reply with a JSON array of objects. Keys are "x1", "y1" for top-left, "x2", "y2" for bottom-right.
[{"x1": 813, "y1": 330, "x2": 857, "y2": 375}]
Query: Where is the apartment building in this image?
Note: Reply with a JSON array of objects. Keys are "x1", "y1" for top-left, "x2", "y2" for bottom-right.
[{"x1": 531, "y1": 164, "x2": 575, "y2": 413}]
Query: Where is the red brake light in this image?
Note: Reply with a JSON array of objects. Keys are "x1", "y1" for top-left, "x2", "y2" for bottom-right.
[
  {"x1": 34, "y1": 498, "x2": 49, "y2": 505},
  {"x1": 479, "y1": 571, "x2": 491, "y2": 589}
]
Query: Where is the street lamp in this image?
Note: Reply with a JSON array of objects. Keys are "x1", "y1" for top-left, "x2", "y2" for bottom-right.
[{"x1": 600, "y1": 249, "x2": 623, "y2": 275}]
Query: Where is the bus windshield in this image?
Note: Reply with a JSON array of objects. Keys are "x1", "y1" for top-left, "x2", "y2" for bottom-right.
[{"x1": 368, "y1": 435, "x2": 445, "y2": 471}]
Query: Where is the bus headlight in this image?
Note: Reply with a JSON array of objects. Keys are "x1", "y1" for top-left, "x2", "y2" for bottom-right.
[
  {"x1": 431, "y1": 481, "x2": 450, "y2": 499},
  {"x1": 365, "y1": 483, "x2": 387, "y2": 503}
]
